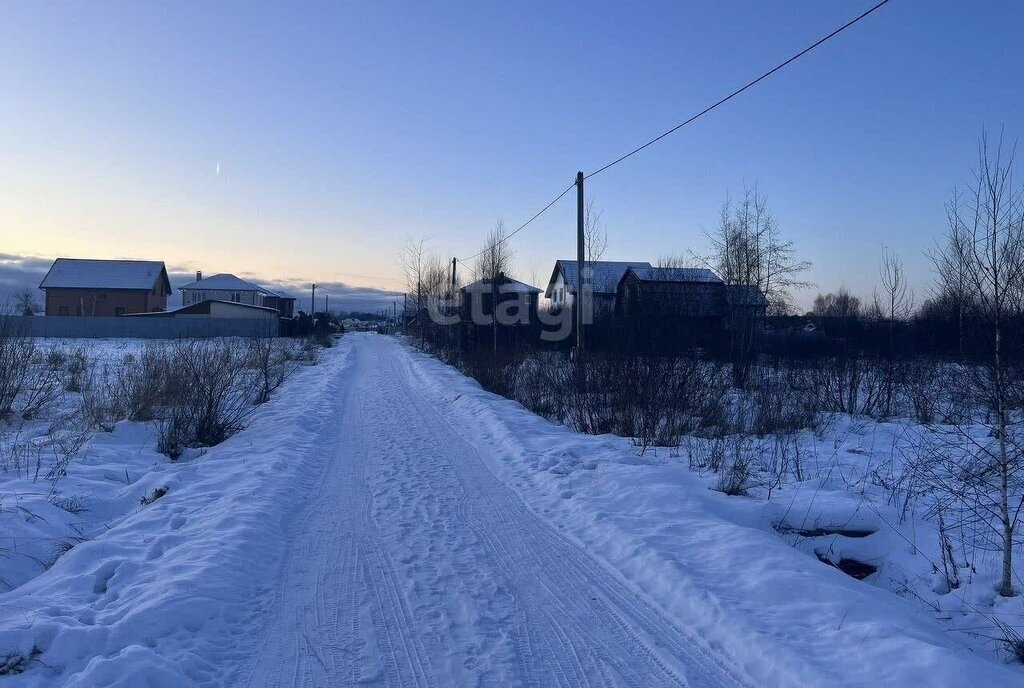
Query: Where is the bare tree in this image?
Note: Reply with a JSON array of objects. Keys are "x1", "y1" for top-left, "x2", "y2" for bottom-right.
[
  {"x1": 871, "y1": 248, "x2": 914, "y2": 417},
  {"x1": 474, "y1": 220, "x2": 515, "y2": 353},
  {"x1": 702, "y1": 186, "x2": 811, "y2": 315},
  {"x1": 399, "y1": 237, "x2": 431, "y2": 347},
  {"x1": 930, "y1": 190, "x2": 974, "y2": 360},
  {"x1": 873, "y1": 247, "x2": 915, "y2": 337},
  {"x1": 813, "y1": 288, "x2": 863, "y2": 350},
  {"x1": 699, "y1": 186, "x2": 809, "y2": 387},
  {"x1": 584, "y1": 198, "x2": 608, "y2": 265},
  {"x1": 813, "y1": 288, "x2": 863, "y2": 320},
  {"x1": 925, "y1": 130, "x2": 1024, "y2": 597},
  {"x1": 15, "y1": 289, "x2": 39, "y2": 316}
]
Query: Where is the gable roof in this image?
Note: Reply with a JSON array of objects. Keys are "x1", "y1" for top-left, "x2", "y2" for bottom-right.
[
  {"x1": 462, "y1": 275, "x2": 541, "y2": 294},
  {"x1": 626, "y1": 267, "x2": 723, "y2": 284},
  {"x1": 546, "y1": 260, "x2": 653, "y2": 297},
  {"x1": 177, "y1": 273, "x2": 268, "y2": 292},
  {"x1": 39, "y1": 258, "x2": 171, "y2": 292}
]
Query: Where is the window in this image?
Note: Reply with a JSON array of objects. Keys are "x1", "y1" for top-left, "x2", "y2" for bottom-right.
[
  {"x1": 114, "y1": 307, "x2": 126, "y2": 317},
  {"x1": 231, "y1": 292, "x2": 241, "y2": 302},
  {"x1": 58, "y1": 305, "x2": 69, "y2": 316}
]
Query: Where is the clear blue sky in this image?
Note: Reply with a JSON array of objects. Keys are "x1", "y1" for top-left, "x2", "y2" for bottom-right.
[{"x1": 2, "y1": 0, "x2": 1022, "y2": 311}]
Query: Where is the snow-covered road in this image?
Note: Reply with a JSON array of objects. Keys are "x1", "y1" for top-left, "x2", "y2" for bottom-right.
[
  {"x1": 6, "y1": 333, "x2": 1012, "y2": 687},
  {"x1": 236, "y1": 335, "x2": 747, "y2": 687}
]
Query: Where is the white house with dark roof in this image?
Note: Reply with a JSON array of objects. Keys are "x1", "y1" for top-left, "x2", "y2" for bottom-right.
[
  {"x1": 178, "y1": 272, "x2": 270, "y2": 307},
  {"x1": 178, "y1": 272, "x2": 298, "y2": 318},
  {"x1": 544, "y1": 260, "x2": 653, "y2": 313}
]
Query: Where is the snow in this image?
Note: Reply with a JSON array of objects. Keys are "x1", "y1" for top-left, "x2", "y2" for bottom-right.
[
  {"x1": 396, "y1": 339, "x2": 1023, "y2": 687},
  {"x1": 0, "y1": 337, "x2": 335, "y2": 686},
  {"x1": 462, "y1": 276, "x2": 541, "y2": 294},
  {"x1": 38, "y1": 259, "x2": 167, "y2": 291},
  {"x1": 631, "y1": 266, "x2": 723, "y2": 283},
  {"x1": 0, "y1": 334, "x2": 1020, "y2": 686},
  {"x1": 548, "y1": 260, "x2": 653, "y2": 296},
  {"x1": 177, "y1": 273, "x2": 266, "y2": 292}
]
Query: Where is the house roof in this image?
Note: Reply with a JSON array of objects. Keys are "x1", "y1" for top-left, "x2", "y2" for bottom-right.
[
  {"x1": 462, "y1": 275, "x2": 541, "y2": 294},
  {"x1": 124, "y1": 299, "x2": 279, "y2": 317},
  {"x1": 259, "y1": 286, "x2": 297, "y2": 300},
  {"x1": 39, "y1": 258, "x2": 171, "y2": 292},
  {"x1": 545, "y1": 260, "x2": 653, "y2": 297},
  {"x1": 177, "y1": 273, "x2": 268, "y2": 292},
  {"x1": 627, "y1": 267, "x2": 723, "y2": 283}
]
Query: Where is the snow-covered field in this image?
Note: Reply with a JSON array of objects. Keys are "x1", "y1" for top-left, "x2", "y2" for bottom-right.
[
  {"x1": 1, "y1": 339, "x2": 158, "y2": 596},
  {"x1": 403, "y1": 343, "x2": 1023, "y2": 686},
  {"x1": 0, "y1": 333, "x2": 1020, "y2": 686},
  {"x1": 0, "y1": 335, "x2": 318, "y2": 684}
]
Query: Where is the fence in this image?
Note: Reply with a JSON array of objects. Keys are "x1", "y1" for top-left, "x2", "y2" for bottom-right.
[{"x1": 0, "y1": 315, "x2": 279, "y2": 339}]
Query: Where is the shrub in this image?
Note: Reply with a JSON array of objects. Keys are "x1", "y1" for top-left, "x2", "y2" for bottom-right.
[
  {"x1": 903, "y1": 358, "x2": 945, "y2": 424},
  {"x1": 297, "y1": 336, "x2": 320, "y2": 364},
  {"x1": 750, "y1": 361, "x2": 821, "y2": 435},
  {"x1": 714, "y1": 441, "x2": 754, "y2": 496},
  {"x1": 247, "y1": 336, "x2": 297, "y2": 405},
  {"x1": 63, "y1": 349, "x2": 90, "y2": 392},
  {"x1": 0, "y1": 319, "x2": 34, "y2": 416},
  {"x1": 154, "y1": 340, "x2": 252, "y2": 457},
  {"x1": 18, "y1": 363, "x2": 63, "y2": 420},
  {"x1": 461, "y1": 348, "x2": 524, "y2": 400},
  {"x1": 80, "y1": 364, "x2": 121, "y2": 432}
]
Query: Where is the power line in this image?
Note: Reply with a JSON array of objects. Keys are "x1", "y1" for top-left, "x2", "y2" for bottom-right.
[
  {"x1": 585, "y1": 0, "x2": 893, "y2": 180},
  {"x1": 454, "y1": 0, "x2": 893, "y2": 264},
  {"x1": 456, "y1": 181, "x2": 576, "y2": 264}
]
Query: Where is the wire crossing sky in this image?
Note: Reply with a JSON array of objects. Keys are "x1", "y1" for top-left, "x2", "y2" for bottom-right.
[
  {"x1": 456, "y1": 0, "x2": 893, "y2": 265},
  {"x1": 2, "y1": 1, "x2": 1023, "y2": 310}
]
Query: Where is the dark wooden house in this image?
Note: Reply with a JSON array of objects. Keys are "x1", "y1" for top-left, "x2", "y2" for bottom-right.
[
  {"x1": 459, "y1": 273, "x2": 541, "y2": 349},
  {"x1": 616, "y1": 266, "x2": 766, "y2": 350}
]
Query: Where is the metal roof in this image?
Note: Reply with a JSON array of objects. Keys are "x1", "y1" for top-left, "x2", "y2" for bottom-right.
[
  {"x1": 462, "y1": 275, "x2": 541, "y2": 294},
  {"x1": 546, "y1": 260, "x2": 653, "y2": 297},
  {"x1": 628, "y1": 267, "x2": 723, "y2": 283},
  {"x1": 177, "y1": 273, "x2": 268, "y2": 292},
  {"x1": 39, "y1": 258, "x2": 170, "y2": 291}
]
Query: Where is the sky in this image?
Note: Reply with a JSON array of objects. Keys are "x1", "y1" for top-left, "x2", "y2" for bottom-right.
[{"x1": 2, "y1": 0, "x2": 1023, "y2": 312}]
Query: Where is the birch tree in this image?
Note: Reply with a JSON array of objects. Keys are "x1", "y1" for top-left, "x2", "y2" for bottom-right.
[
  {"x1": 474, "y1": 220, "x2": 514, "y2": 353},
  {"x1": 922, "y1": 131, "x2": 1024, "y2": 598}
]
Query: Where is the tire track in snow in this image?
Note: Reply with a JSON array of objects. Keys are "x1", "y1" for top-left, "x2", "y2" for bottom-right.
[
  {"x1": 239, "y1": 342, "x2": 435, "y2": 688},
  {"x1": 237, "y1": 335, "x2": 749, "y2": 687},
  {"x1": 383, "y1": 338, "x2": 751, "y2": 688}
]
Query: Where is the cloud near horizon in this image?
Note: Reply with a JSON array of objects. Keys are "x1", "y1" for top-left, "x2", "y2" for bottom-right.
[{"x1": 0, "y1": 254, "x2": 403, "y2": 315}]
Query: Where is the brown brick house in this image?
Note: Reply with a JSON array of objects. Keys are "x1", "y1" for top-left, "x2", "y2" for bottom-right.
[{"x1": 39, "y1": 258, "x2": 172, "y2": 316}]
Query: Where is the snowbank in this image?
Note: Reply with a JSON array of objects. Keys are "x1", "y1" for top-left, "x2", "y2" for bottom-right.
[
  {"x1": 396, "y1": 342, "x2": 1022, "y2": 687},
  {"x1": 0, "y1": 339, "x2": 352, "y2": 686}
]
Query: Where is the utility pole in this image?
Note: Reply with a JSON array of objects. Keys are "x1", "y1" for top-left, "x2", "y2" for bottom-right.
[
  {"x1": 575, "y1": 170, "x2": 585, "y2": 353},
  {"x1": 311, "y1": 283, "x2": 317, "y2": 316},
  {"x1": 418, "y1": 279, "x2": 425, "y2": 347},
  {"x1": 575, "y1": 170, "x2": 586, "y2": 391},
  {"x1": 325, "y1": 293, "x2": 329, "y2": 315},
  {"x1": 450, "y1": 257, "x2": 458, "y2": 321}
]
